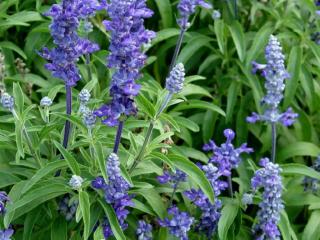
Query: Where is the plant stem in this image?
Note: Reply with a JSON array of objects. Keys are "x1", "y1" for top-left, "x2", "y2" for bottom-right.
[
  {"x1": 129, "y1": 121, "x2": 154, "y2": 173},
  {"x1": 85, "y1": 54, "x2": 92, "y2": 81},
  {"x1": 169, "y1": 28, "x2": 186, "y2": 72},
  {"x1": 12, "y1": 110, "x2": 43, "y2": 167},
  {"x1": 169, "y1": 183, "x2": 179, "y2": 207},
  {"x1": 62, "y1": 85, "x2": 72, "y2": 149},
  {"x1": 227, "y1": 175, "x2": 234, "y2": 198},
  {"x1": 271, "y1": 122, "x2": 277, "y2": 163},
  {"x1": 113, "y1": 120, "x2": 124, "y2": 154}
]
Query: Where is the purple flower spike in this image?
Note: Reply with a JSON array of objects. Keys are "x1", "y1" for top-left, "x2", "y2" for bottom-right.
[
  {"x1": 92, "y1": 153, "x2": 133, "y2": 239},
  {"x1": 0, "y1": 228, "x2": 14, "y2": 240},
  {"x1": 157, "y1": 169, "x2": 187, "y2": 188},
  {"x1": 136, "y1": 220, "x2": 153, "y2": 240},
  {"x1": 0, "y1": 191, "x2": 10, "y2": 215},
  {"x1": 158, "y1": 205, "x2": 194, "y2": 240},
  {"x1": 251, "y1": 158, "x2": 283, "y2": 240},
  {"x1": 40, "y1": 0, "x2": 99, "y2": 86},
  {"x1": 95, "y1": 0, "x2": 156, "y2": 127},
  {"x1": 203, "y1": 129, "x2": 253, "y2": 177},
  {"x1": 248, "y1": 35, "x2": 298, "y2": 126},
  {"x1": 177, "y1": 0, "x2": 212, "y2": 29}
]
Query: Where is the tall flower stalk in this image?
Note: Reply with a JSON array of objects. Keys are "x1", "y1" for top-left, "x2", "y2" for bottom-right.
[
  {"x1": 247, "y1": 35, "x2": 298, "y2": 163},
  {"x1": 128, "y1": 0, "x2": 212, "y2": 173},
  {"x1": 40, "y1": 0, "x2": 99, "y2": 150},
  {"x1": 94, "y1": 0, "x2": 155, "y2": 154}
]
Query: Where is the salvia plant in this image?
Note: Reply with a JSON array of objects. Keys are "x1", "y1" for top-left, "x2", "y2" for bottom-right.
[{"x1": 1, "y1": 0, "x2": 320, "y2": 240}]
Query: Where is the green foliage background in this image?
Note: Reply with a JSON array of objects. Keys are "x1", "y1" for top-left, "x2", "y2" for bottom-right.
[{"x1": 1, "y1": 0, "x2": 320, "y2": 239}]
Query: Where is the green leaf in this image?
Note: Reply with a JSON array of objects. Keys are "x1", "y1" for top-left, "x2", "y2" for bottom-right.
[
  {"x1": 279, "y1": 211, "x2": 298, "y2": 240},
  {"x1": 173, "y1": 100, "x2": 225, "y2": 116},
  {"x1": 13, "y1": 82, "x2": 24, "y2": 114},
  {"x1": 151, "y1": 28, "x2": 181, "y2": 46},
  {"x1": 131, "y1": 188, "x2": 167, "y2": 218},
  {"x1": 0, "y1": 172, "x2": 20, "y2": 188},
  {"x1": 93, "y1": 142, "x2": 108, "y2": 182},
  {"x1": 218, "y1": 202, "x2": 239, "y2": 240},
  {"x1": 278, "y1": 142, "x2": 320, "y2": 162},
  {"x1": 53, "y1": 141, "x2": 81, "y2": 175},
  {"x1": 154, "y1": 0, "x2": 172, "y2": 28},
  {"x1": 228, "y1": 21, "x2": 246, "y2": 62},
  {"x1": 281, "y1": 163, "x2": 320, "y2": 180},
  {"x1": 168, "y1": 154, "x2": 214, "y2": 203},
  {"x1": 99, "y1": 199, "x2": 126, "y2": 240},
  {"x1": 135, "y1": 94, "x2": 156, "y2": 118},
  {"x1": 149, "y1": 152, "x2": 175, "y2": 170},
  {"x1": 302, "y1": 210, "x2": 320, "y2": 240},
  {"x1": 226, "y1": 81, "x2": 240, "y2": 123},
  {"x1": 214, "y1": 20, "x2": 226, "y2": 54},
  {"x1": 0, "y1": 41, "x2": 27, "y2": 59},
  {"x1": 284, "y1": 46, "x2": 302, "y2": 108},
  {"x1": 51, "y1": 217, "x2": 67, "y2": 240},
  {"x1": 79, "y1": 191, "x2": 91, "y2": 240},
  {"x1": 15, "y1": 120, "x2": 24, "y2": 159},
  {"x1": 21, "y1": 160, "x2": 68, "y2": 195},
  {"x1": 180, "y1": 84, "x2": 212, "y2": 98}
]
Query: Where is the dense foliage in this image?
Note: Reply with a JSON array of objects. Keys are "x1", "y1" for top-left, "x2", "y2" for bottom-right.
[{"x1": 1, "y1": 0, "x2": 320, "y2": 239}]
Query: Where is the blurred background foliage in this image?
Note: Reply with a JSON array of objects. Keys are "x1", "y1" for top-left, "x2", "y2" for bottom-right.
[{"x1": 1, "y1": 0, "x2": 320, "y2": 239}]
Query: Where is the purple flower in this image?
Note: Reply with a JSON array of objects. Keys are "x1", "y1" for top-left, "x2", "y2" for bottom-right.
[
  {"x1": 136, "y1": 220, "x2": 153, "y2": 240},
  {"x1": 40, "y1": 96, "x2": 53, "y2": 107},
  {"x1": 165, "y1": 63, "x2": 185, "y2": 94},
  {"x1": 1, "y1": 93, "x2": 14, "y2": 111},
  {"x1": 157, "y1": 169, "x2": 187, "y2": 189},
  {"x1": 303, "y1": 156, "x2": 320, "y2": 193},
  {"x1": 40, "y1": 0, "x2": 99, "y2": 86},
  {"x1": 158, "y1": 205, "x2": 194, "y2": 240},
  {"x1": 0, "y1": 191, "x2": 10, "y2": 215},
  {"x1": 248, "y1": 35, "x2": 298, "y2": 126},
  {"x1": 203, "y1": 129, "x2": 253, "y2": 177},
  {"x1": 95, "y1": 0, "x2": 156, "y2": 126},
  {"x1": 58, "y1": 195, "x2": 79, "y2": 221},
  {"x1": 82, "y1": 109, "x2": 96, "y2": 129},
  {"x1": 177, "y1": 0, "x2": 212, "y2": 29},
  {"x1": 251, "y1": 158, "x2": 283, "y2": 240},
  {"x1": 315, "y1": 0, "x2": 320, "y2": 6},
  {"x1": 185, "y1": 163, "x2": 227, "y2": 237},
  {"x1": 92, "y1": 153, "x2": 133, "y2": 239},
  {"x1": 0, "y1": 228, "x2": 14, "y2": 240}
]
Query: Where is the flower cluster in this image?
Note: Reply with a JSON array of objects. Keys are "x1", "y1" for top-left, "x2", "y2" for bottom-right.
[
  {"x1": 40, "y1": 0, "x2": 99, "y2": 86},
  {"x1": 185, "y1": 163, "x2": 227, "y2": 237},
  {"x1": 40, "y1": 96, "x2": 53, "y2": 107},
  {"x1": 92, "y1": 153, "x2": 133, "y2": 239},
  {"x1": 136, "y1": 220, "x2": 153, "y2": 240},
  {"x1": 248, "y1": 35, "x2": 298, "y2": 126},
  {"x1": 0, "y1": 191, "x2": 10, "y2": 215},
  {"x1": 303, "y1": 156, "x2": 320, "y2": 193},
  {"x1": 94, "y1": 0, "x2": 156, "y2": 126},
  {"x1": 165, "y1": 63, "x2": 186, "y2": 94},
  {"x1": 158, "y1": 205, "x2": 194, "y2": 240},
  {"x1": 0, "y1": 228, "x2": 14, "y2": 240},
  {"x1": 1, "y1": 93, "x2": 14, "y2": 112},
  {"x1": 157, "y1": 169, "x2": 187, "y2": 189},
  {"x1": 78, "y1": 89, "x2": 96, "y2": 128},
  {"x1": 251, "y1": 158, "x2": 283, "y2": 240},
  {"x1": 69, "y1": 175, "x2": 84, "y2": 190},
  {"x1": 203, "y1": 129, "x2": 253, "y2": 177},
  {"x1": 58, "y1": 195, "x2": 79, "y2": 221},
  {"x1": 177, "y1": 0, "x2": 212, "y2": 29}
]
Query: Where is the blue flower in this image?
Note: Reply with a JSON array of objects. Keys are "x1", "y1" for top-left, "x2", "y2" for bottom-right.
[
  {"x1": 1, "y1": 93, "x2": 14, "y2": 111},
  {"x1": 303, "y1": 156, "x2": 320, "y2": 193},
  {"x1": 40, "y1": 96, "x2": 53, "y2": 107},
  {"x1": 136, "y1": 220, "x2": 153, "y2": 240},
  {"x1": 203, "y1": 129, "x2": 253, "y2": 177},
  {"x1": 92, "y1": 153, "x2": 133, "y2": 239},
  {"x1": 94, "y1": 0, "x2": 156, "y2": 126},
  {"x1": 251, "y1": 158, "x2": 283, "y2": 240},
  {"x1": 177, "y1": 0, "x2": 212, "y2": 29},
  {"x1": 165, "y1": 63, "x2": 185, "y2": 94},
  {"x1": 0, "y1": 191, "x2": 10, "y2": 215},
  {"x1": 158, "y1": 205, "x2": 194, "y2": 240},
  {"x1": 247, "y1": 35, "x2": 298, "y2": 126},
  {"x1": 69, "y1": 175, "x2": 84, "y2": 190},
  {"x1": 79, "y1": 89, "x2": 91, "y2": 105},
  {"x1": 157, "y1": 169, "x2": 187, "y2": 189},
  {"x1": 58, "y1": 195, "x2": 79, "y2": 221},
  {"x1": 0, "y1": 228, "x2": 14, "y2": 240},
  {"x1": 40, "y1": 0, "x2": 99, "y2": 86}
]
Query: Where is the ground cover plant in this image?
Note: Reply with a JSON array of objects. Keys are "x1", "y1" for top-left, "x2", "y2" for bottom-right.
[{"x1": 1, "y1": 0, "x2": 320, "y2": 239}]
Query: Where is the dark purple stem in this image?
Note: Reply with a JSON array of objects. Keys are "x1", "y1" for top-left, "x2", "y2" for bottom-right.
[
  {"x1": 63, "y1": 85, "x2": 72, "y2": 148},
  {"x1": 113, "y1": 120, "x2": 124, "y2": 154}
]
